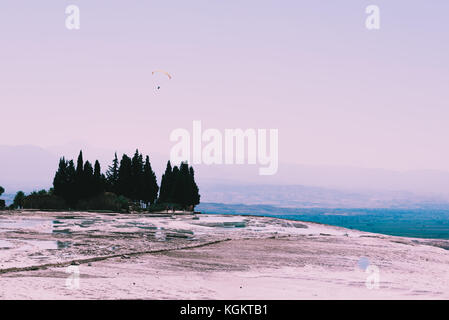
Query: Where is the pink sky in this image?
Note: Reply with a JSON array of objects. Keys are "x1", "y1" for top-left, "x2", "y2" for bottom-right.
[{"x1": 1, "y1": 1, "x2": 449, "y2": 172}]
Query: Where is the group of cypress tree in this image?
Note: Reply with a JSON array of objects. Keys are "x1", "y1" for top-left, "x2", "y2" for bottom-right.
[
  {"x1": 159, "y1": 161, "x2": 200, "y2": 209},
  {"x1": 52, "y1": 150, "x2": 200, "y2": 210},
  {"x1": 53, "y1": 151, "x2": 108, "y2": 207},
  {"x1": 106, "y1": 150, "x2": 159, "y2": 205}
]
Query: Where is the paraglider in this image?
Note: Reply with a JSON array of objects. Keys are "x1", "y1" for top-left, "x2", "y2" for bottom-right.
[
  {"x1": 152, "y1": 70, "x2": 172, "y2": 90},
  {"x1": 152, "y1": 70, "x2": 172, "y2": 79}
]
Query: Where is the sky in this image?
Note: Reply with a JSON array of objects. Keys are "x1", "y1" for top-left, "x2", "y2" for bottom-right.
[{"x1": 1, "y1": 1, "x2": 449, "y2": 173}]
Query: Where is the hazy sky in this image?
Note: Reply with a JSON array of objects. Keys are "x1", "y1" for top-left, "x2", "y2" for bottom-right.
[{"x1": 1, "y1": 1, "x2": 448, "y2": 172}]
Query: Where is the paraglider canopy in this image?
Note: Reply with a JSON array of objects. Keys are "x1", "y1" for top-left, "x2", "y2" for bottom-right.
[
  {"x1": 152, "y1": 70, "x2": 172, "y2": 80},
  {"x1": 152, "y1": 70, "x2": 172, "y2": 90}
]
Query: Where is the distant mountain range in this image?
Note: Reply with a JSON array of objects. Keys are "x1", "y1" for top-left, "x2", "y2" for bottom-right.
[
  {"x1": 2, "y1": 144, "x2": 449, "y2": 209},
  {"x1": 0, "y1": 145, "x2": 57, "y2": 193},
  {"x1": 199, "y1": 184, "x2": 449, "y2": 209}
]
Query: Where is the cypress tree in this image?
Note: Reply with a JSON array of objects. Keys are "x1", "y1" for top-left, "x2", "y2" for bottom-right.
[
  {"x1": 142, "y1": 156, "x2": 159, "y2": 206},
  {"x1": 164, "y1": 162, "x2": 200, "y2": 210},
  {"x1": 83, "y1": 160, "x2": 94, "y2": 198},
  {"x1": 76, "y1": 151, "x2": 84, "y2": 175},
  {"x1": 13, "y1": 191, "x2": 26, "y2": 209},
  {"x1": 188, "y1": 166, "x2": 200, "y2": 209},
  {"x1": 74, "y1": 151, "x2": 84, "y2": 202},
  {"x1": 0, "y1": 186, "x2": 4, "y2": 209},
  {"x1": 158, "y1": 161, "x2": 173, "y2": 203},
  {"x1": 106, "y1": 152, "x2": 119, "y2": 193},
  {"x1": 66, "y1": 160, "x2": 76, "y2": 206},
  {"x1": 53, "y1": 157, "x2": 68, "y2": 199},
  {"x1": 93, "y1": 160, "x2": 104, "y2": 196},
  {"x1": 178, "y1": 162, "x2": 191, "y2": 207},
  {"x1": 170, "y1": 165, "x2": 184, "y2": 206},
  {"x1": 131, "y1": 150, "x2": 144, "y2": 202},
  {"x1": 117, "y1": 154, "x2": 133, "y2": 199}
]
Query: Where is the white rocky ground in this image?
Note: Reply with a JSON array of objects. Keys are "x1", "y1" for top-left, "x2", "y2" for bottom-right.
[{"x1": 0, "y1": 211, "x2": 448, "y2": 299}]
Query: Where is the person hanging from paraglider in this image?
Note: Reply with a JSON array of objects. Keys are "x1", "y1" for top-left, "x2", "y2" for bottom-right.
[{"x1": 152, "y1": 70, "x2": 172, "y2": 90}]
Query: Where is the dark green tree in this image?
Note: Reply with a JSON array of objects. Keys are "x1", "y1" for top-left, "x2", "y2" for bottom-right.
[
  {"x1": 188, "y1": 166, "x2": 200, "y2": 209},
  {"x1": 65, "y1": 160, "x2": 77, "y2": 206},
  {"x1": 74, "y1": 150, "x2": 84, "y2": 202},
  {"x1": 117, "y1": 154, "x2": 133, "y2": 199},
  {"x1": 174, "y1": 162, "x2": 192, "y2": 207},
  {"x1": 76, "y1": 151, "x2": 84, "y2": 175},
  {"x1": 53, "y1": 157, "x2": 68, "y2": 199},
  {"x1": 13, "y1": 191, "x2": 26, "y2": 209},
  {"x1": 106, "y1": 152, "x2": 119, "y2": 193},
  {"x1": 83, "y1": 160, "x2": 95, "y2": 198},
  {"x1": 53, "y1": 158, "x2": 77, "y2": 207},
  {"x1": 131, "y1": 150, "x2": 144, "y2": 202},
  {"x1": 142, "y1": 156, "x2": 159, "y2": 206},
  {"x1": 158, "y1": 161, "x2": 173, "y2": 203},
  {"x1": 170, "y1": 165, "x2": 184, "y2": 205},
  {"x1": 162, "y1": 162, "x2": 200, "y2": 210},
  {"x1": 93, "y1": 160, "x2": 105, "y2": 196},
  {"x1": 0, "y1": 186, "x2": 5, "y2": 209}
]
